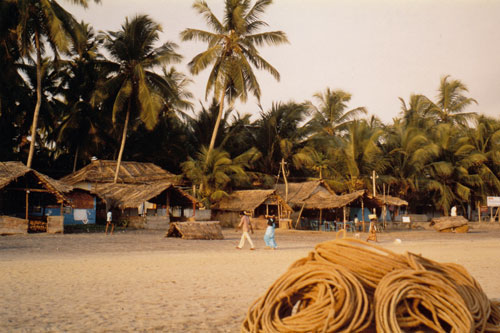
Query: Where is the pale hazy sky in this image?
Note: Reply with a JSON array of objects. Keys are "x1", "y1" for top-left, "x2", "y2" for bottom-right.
[{"x1": 66, "y1": 0, "x2": 500, "y2": 123}]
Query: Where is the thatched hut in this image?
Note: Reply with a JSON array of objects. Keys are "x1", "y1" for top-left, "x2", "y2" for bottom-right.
[
  {"x1": 275, "y1": 180, "x2": 335, "y2": 209},
  {"x1": 60, "y1": 159, "x2": 181, "y2": 188},
  {"x1": 166, "y1": 221, "x2": 224, "y2": 240},
  {"x1": 0, "y1": 161, "x2": 72, "y2": 234},
  {"x1": 91, "y1": 182, "x2": 199, "y2": 229},
  {"x1": 211, "y1": 189, "x2": 292, "y2": 228}
]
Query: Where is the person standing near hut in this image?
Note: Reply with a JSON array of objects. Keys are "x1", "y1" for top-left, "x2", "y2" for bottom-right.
[
  {"x1": 105, "y1": 210, "x2": 115, "y2": 235},
  {"x1": 264, "y1": 214, "x2": 278, "y2": 250},
  {"x1": 236, "y1": 211, "x2": 255, "y2": 250},
  {"x1": 366, "y1": 214, "x2": 377, "y2": 242}
]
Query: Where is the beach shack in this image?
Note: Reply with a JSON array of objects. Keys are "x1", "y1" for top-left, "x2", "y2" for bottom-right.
[
  {"x1": 0, "y1": 161, "x2": 72, "y2": 235},
  {"x1": 60, "y1": 159, "x2": 184, "y2": 225},
  {"x1": 91, "y1": 182, "x2": 198, "y2": 229},
  {"x1": 211, "y1": 189, "x2": 292, "y2": 228}
]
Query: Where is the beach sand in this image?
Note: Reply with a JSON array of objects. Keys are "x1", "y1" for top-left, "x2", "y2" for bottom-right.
[{"x1": 1, "y1": 226, "x2": 500, "y2": 332}]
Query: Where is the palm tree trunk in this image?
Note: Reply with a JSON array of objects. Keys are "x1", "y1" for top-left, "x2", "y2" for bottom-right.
[
  {"x1": 206, "y1": 88, "x2": 226, "y2": 161},
  {"x1": 27, "y1": 31, "x2": 42, "y2": 168},
  {"x1": 73, "y1": 146, "x2": 79, "y2": 172},
  {"x1": 114, "y1": 101, "x2": 131, "y2": 183}
]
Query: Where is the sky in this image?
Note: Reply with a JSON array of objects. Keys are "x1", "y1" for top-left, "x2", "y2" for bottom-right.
[{"x1": 65, "y1": 0, "x2": 500, "y2": 124}]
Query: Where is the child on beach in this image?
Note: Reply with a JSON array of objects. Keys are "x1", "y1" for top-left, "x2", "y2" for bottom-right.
[{"x1": 264, "y1": 214, "x2": 278, "y2": 249}]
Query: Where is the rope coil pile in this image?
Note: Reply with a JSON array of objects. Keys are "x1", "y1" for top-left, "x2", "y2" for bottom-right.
[{"x1": 242, "y1": 233, "x2": 500, "y2": 332}]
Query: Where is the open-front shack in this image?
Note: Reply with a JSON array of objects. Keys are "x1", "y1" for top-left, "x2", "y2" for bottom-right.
[
  {"x1": 211, "y1": 189, "x2": 292, "y2": 228},
  {"x1": 0, "y1": 161, "x2": 72, "y2": 235},
  {"x1": 91, "y1": 182, "x2": 198, "y2": 229},
  {"x1": 60, "y1": 159, "x2": 187, "y2": 227}
]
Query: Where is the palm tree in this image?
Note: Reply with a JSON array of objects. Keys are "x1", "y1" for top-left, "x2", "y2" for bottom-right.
[
  {"x1": 429, "y1": 75, "x2": 478, "y2": 125},
  {"x1": 180, "y1": 0, "x2": 289, "y2": 158},
  {"x1": 99, "y1": 15, "x2": 183, "y2": 183},
  {"x1": 181, "y1": 147, "x2": 260, "y2": 206},
  {"x1": 306, "y1": 88, "x2": 367, "y2": 147},
  {"x1": 251, "y1": 101, "x2": 310, "y2": 176},
  {"x1": 423, "y1": 123, "x2": 483, "y2": 215},
  {"x1": 12, "y1": 0, "x2": 99, "y2": 168},
  {"x1": 336, "y1": 119, "x2": 386, "y2": 193}
]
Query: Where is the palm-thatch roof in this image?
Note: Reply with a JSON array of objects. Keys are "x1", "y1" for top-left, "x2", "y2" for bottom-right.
[
  {"x1": 60, "y1": 160, "x2": 181, "y2": 185},
  {"x1": 211, "y1": 189, "x2": 292, "y2": 212},
  {"x1": 91, "y1": 182, "x2": 196, "y2": 209},
  {"x1": 368, "y1": 194, "x2": 408, "y2": 206},
  {"x1": 300, "y1": 190, "x2": 366, "y2": 210},
  {"x1": 166, "y1": 221, "x2": 224, "y2": 240},
  {"x1": 0, "y1": 161, "x2": 72, "y2": 204},
  {"x1": 275, "y1": 181, "x2": 334, "y2": 207}
]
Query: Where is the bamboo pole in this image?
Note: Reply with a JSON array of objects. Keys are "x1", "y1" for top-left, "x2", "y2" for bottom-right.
[
  {"x1": 295, "y1": 203, "x2": 305, "y2": 229},
  {"x1": 25, "y1": 190, "x2": 29, "y2": 221}
]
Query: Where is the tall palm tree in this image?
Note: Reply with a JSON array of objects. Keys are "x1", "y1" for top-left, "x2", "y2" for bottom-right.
[
  {"x1": 306, "y1": 88, "x2": 367, "y2": 147},
  {"x1": 429, "y1": 75, "x2": 478, "y2": 125},
  {"x1": 423, "y1": 123, "x2": 482, "y2": 215},
  {"x1": 12, "y1": 0, "x2": 99, "y2": 168},
  {"x1": 180, "y1": 0, "x2": 289, "y2": 157},
  {"x1": 251, "y1": 101, "x2": 310, "y2": 176},
  {"x1": 99, "y1": 15, "x2": 183, "y2": 183},
  {"x1": 336, "y1": 119, "x2": 386, "y2": 193}
]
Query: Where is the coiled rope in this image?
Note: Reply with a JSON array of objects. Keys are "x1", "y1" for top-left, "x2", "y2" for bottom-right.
[{"x1": 242, "y1": 232, "x2": 500, "y2": 332}]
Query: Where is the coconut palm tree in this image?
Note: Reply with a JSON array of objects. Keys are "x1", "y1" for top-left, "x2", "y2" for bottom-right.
[
  {"x1": 180, "y1": 0, "x2": 289, "y2": 158},
  {"x1": 306, "y1": 88, "x2": 367, "y2": 147},
  {"x1": 336, "y1": 119, "x2": 386, "y2": 193},
  {"x1": 12, "y1": 0, "x2": 99, "y2": 167},
  {"x1": 181, "y1": 146, "x2": 261, "y2": 206},
  {"x1": 423, "y1": 123, "x2": 483, "y2": 215},
  {"x1": 429, "y1": 75, "x2": 478, "y2": 125},
  {"x1": 99, "y1": 14, "x2": 183, "y2": 183}
]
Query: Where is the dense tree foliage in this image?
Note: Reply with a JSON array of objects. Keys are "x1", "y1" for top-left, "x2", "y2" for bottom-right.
[{"x1": 1, "y1": 0, "x2": 499, "y2": 212}]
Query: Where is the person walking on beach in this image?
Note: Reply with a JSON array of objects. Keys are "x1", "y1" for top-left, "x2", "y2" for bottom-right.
[
  {"x1": 236, "y1": 211, "x2": 255, "y2": 250},
  {"x1": 105, "y1": 210, "x2": 115, "y2": 235},
  {"x1": 264, "y1": 214, "x2": 278, "y2": 249}
]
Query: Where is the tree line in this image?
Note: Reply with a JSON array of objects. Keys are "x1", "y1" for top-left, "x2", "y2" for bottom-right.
[{"x1": 1, "y1": 0, "x2": 499, "y2": 215}]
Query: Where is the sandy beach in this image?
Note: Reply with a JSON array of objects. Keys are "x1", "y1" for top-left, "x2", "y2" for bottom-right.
[{"x1": 1, "y1": 226, "x2": 500, "y2": 332}]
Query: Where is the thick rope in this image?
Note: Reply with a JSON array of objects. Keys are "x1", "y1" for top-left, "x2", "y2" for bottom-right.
[{"x1": 242, "y1": 233, "x2": 500, "y2": 332}]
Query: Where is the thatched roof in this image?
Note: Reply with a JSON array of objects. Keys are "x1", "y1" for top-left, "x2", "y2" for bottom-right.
[
  {"x1": 299, "y1": 190, "x2": 365, "y2": 209},
  {"x1": 0, "y1": 161, "x2": 72, "y2": 204},
  {"x1": 211, "y1": 189, "x2": 291, "y2": 212},
  {"x1": 368, "y1": 194, "x2": 408, "y2": 206},
  {"x1": 92, "y1": 182, "x2": 196, "y2": 209},
  {"x1": 60, "y1": 160, "x2": 181, "y2": 185},
  {"x1": 275, "y1": 181, "x2": 334, "y2": 207},
  {"x1": 166, "y1": 221, "x2": 224, "y2": 240}
]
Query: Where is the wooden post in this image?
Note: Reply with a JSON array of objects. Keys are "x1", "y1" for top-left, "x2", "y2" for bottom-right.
[
  {"x1": 166, "y1": 191, "x2": 170, "y2": 217},
  {"x1": 361, "y1": 199, "x2": 365, "y2": 232},
  {"x1": 266, "y1": 204, "x2": 269, "y2": 216},
  {"x1": 25, "y1": 190, "x2": 29, "y2": 221},
  {"x1": 477, "y1": 201, "x2": 481, "y2": 222},
  {"x1": 319, "y1": 209, "x2": 322, "y2": 230},
  {"x1": 295, "y1": 203, "x2": 305, "y2": 229},
  {"x1": 343, "y1": 206, "x2": 346, "y2": 230},
  {"x1": 491, "y1": 206, "x2": 494, "y2": 222},
  {"x1": 192, "y1": 201, "x2": 196, "y2": 217}
]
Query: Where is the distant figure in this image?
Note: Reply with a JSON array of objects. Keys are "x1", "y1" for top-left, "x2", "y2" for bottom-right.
[
  {"x1": 236, "y1": 211, "x2": 255, "y2": 250},
  {"x1": 264, "y1": 214, "x2": 278, "y2": 249},
  {"x1": 366, "y1": 216, "x2": 378, "y2": 242},
  {"x1": 354, "y1": 214, "x2": 360, "y2": 231},
  {"x1": 105, "y1": 210, "x2": 115, "y2": 235},
  {"x1": 451, "y1": 206, "x2": 457, "y2": 217}
]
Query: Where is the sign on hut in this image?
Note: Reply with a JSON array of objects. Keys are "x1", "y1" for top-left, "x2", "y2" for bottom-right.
[
  {"x1": 429, "y1": 216, "x2": 469, "y2": 233},
  {"x1": 166, "y1": 222, "x2": 224, "y2": 240}
]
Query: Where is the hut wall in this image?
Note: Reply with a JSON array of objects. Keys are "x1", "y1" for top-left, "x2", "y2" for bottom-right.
[
  {"x1": 125, "y1": 216, "x2": 147, "y2": 229},
  {"x1": 212, "y1": 210, "x2": 240, "y2": 228},
  {"x1": 47, "y1": 216, "x2": 64, "y2": 234},
  {"x1": 0, "y1": 216, "x2": 28, "y2": 235},
  {"x1": 145, "y1": 216, "x2": 170, "y2": 230}
]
